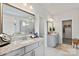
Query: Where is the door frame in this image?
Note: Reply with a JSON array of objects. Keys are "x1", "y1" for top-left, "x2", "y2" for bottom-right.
[{"x1": 62, "y1": 20, "x2": 72, "y2": 44}]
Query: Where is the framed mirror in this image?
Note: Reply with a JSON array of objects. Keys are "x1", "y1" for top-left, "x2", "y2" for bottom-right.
[
  {"x1": 2, "y1": 4, "x2": 35, "y2": 35},
  {"x1": 47, "y1": 21, "x2": 55, "y2": 34}
]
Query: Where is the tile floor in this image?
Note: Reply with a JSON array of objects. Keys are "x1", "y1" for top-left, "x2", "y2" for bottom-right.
[
  {"x1": 45, "y1": 44, "x2": 79, "y2": 56},
  {"x1": 35, "y1": 41, "x2": 79, "y2": 56}
]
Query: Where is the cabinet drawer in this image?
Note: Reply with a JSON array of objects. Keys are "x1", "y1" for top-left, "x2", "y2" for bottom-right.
[
  {"x1": 4, "y1": 48, "x2": 24, "y2": 56},
  {"x1": 25, "y1": 43, "x2": 39, "y2": 53},
  {"x1": 24, "y1": 50, "x2": 35, "y2": 56},
  {"x1": 24, "y1": 51, "x2": 32, "y2": 56}
]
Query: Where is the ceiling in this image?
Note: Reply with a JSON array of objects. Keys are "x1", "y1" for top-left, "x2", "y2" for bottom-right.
[
  {"x1": 3, "y1": 3, "x2": 79, "y2": 19},
  {"x1": 32, "y1": 3, "x2": 79, "y2": 16}
]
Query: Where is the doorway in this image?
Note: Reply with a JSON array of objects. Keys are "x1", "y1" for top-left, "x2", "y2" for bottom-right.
[{"x1": 62, "y1": 20, "x2": 72, "y2": 45}]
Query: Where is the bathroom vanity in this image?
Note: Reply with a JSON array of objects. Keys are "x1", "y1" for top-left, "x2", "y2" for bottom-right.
[
  {"x1": 47, "y1": 32, "x2": 59, "y2": 47},
  {"x1": 0, "y1": 4, "x2": 43, "y2": 56},
  {"x1": 0, "y1": 38, "x2": 43, "y2": 56}
]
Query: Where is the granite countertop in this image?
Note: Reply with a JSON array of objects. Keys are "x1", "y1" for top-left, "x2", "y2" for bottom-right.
[{"x1": 0, "y1": 38, "x2": 43, "y2": 55}]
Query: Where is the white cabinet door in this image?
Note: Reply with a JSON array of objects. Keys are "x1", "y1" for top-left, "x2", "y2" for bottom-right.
[
  {"x1": 3, "y1": 43, "x2": 39, "y2": 56},
  {"x1": 25, "y1": 43, "x2": 39, "y2": 53},
  {"x1": 35, "y1": 40, "x2": 44, "y2": 56},
  {"x1": 24, "y1": 51, "x2": 32, "y2": 56},
  {"x1": 24, "y1": 50, "x2": 35, "y2": 56},
  {"x1": 4, "y1": 48, "x2": 24, "y2": 56},
  {"x1": 47, "y1": 35, "x2": 58, "y2": 47}
]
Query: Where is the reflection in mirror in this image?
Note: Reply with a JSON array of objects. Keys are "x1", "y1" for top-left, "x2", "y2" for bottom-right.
[
  {"x1": 47, "y1": 21, "x2": 54, "y2": 33},
  {"x1": 3, "y1": 4, "x2": 35, "y2": 35},
  {"x1": 47, "y1": 21, "x2": 56, "y2": 35}
]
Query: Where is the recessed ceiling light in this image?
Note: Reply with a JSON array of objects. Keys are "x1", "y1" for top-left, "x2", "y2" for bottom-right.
[
  {"x1": 23, "y1": 3, "x2": 33, "y2": 10},
  {"x1": 23, "y1": 3, "x2": 27, "y2": 6},
  {"x1": 30, "y1": 5, "x2": 33, "y2": 10}
]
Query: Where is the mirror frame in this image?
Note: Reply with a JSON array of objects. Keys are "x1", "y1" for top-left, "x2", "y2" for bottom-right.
[{"x1": 2, "y1": 3, "x2": 35, "y2": 34}]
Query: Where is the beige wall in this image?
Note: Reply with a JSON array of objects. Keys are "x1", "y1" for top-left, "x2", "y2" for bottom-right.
[{"x1": 53, "y1": 8, "x2": 79, "y2": 43}]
